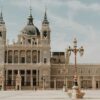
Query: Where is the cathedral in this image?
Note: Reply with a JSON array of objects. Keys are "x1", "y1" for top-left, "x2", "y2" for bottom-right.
[{"x1": 0, "y1": 8, "x2": 100, "y2": 90}]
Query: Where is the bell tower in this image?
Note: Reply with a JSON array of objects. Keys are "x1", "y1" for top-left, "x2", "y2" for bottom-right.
[
  {"x1": 0, "y1": 11, "x2": 6, "y2": 45},
  {"x1": 40, "y1": 9, "x2": 51, "y2": 88},
  {"x1": 0, "y1": 10, "x2": 6, "y2": 65},
  {"x1": 40, "y1": 9, "x2": 51, "y2": 64},
  {"x1": 41, "y1": 9, "x2": 51, "y2": 45}
]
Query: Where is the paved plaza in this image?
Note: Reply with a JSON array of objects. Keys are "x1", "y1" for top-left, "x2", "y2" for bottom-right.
[{"x1": 0, "y1": 90, "x2": 100, "y2": 100}]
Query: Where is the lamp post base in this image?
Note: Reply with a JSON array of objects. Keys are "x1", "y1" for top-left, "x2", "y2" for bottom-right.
[
  {"x1": 68, "y1": 85, "x2": 85, "y2": 99},
  {"x1": 68, "y1": 78, "x2": 85, "y2": 99},
  {"x1": 72, "y1": 85, "x2": 85, "y2": 99}
]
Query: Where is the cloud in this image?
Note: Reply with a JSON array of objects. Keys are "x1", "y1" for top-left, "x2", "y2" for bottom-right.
[
  {"x1": 49, "y1": 10, "x2": 100, "y2": 63},
  {"x1": 67, "y1": 0, "x2": 100, "y2": 12},
  {"x1": 50, "y1": 11, "x2": 98, "y2": 41},
  {"x1": 65, "y1": 1, "x2": 100, "y2": 22}
]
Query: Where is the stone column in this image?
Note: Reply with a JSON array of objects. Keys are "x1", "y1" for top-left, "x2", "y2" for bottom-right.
[
  {"x1": 37, "y1": 50, "x2": 38, "y2": 64},
  {"x1": 12, "y1": 70, "x2": 14, "y2": 86},
  {"x1": 38, "y1": 70, "x2": 39, "y2": 86},
  {"x1": 40, "y1": 50, "x2": 42, "y2": 64},
  {"x1": 12, "y1": 50, "x2": 14, "y2": 64},
  {"x1": 6, "y1": 70, "x2": 8, "y2": 86},
  {"x1": 18, "y1": 50, "x2": 20, "y2": 64},
  {"x1": 36, "y1": 70, "x2": 38, "y2": 86},
  {"x1": 38, "y1": 50, "x2": 40, "y2": 63},
  {"x1": 6, "y1": 50, "x2": 8, "y2": 63},
  {"x1": 54, "y1": 78, "x2": 56, "y2": 90},
  {"x1": 78, "y1": 76, "x2": 81, "y2": 88},
  {"x1": 25, "y1": 50, "x2": 26, "y2": 64},
  {"x1": 31, "y1": 50, "x2": 32, "y2": 63},
  {"x1": 37, "y1": 39, "x2": 38, "y2": 46},
  {"x1": 31, "y1": 38, "x2": 33, "y2": 46},
  {"x1": 65, "y1": 77, "x2": 68, "y2": 90},
  {"x1": 2, "y1": 75, "x2": 4, "y2": 90},
  {"x1": 43, "y1": 78, "x2": 45, "y2": 90},
  {"x1": 31, "y1": 70, "x2": 33, "y2": 88},
  {"x1": 25, "y1": 70, "x2": 26, "y2": 86},
  {"x1": 0, "y1": 73, "x2": 5, "y2": 90},
  {"x1": 92, "y1": 76, "x2": 96, "y2": 89}
]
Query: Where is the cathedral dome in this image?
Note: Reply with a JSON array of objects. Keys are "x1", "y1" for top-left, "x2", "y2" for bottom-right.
[
  {"x1": 22, "y1": 14, "x2": 40, "y2": 36},
  {"x1": 22, "y1": 24, "x2": 40, "y2": 36}
]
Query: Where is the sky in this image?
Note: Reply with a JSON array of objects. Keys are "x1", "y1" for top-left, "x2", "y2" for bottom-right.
[{"x1": 0, "y1": 0, "x2": 100, "y2": 64}]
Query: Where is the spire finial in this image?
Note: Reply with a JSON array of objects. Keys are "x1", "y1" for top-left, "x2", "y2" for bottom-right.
[
  {"x1": 0, "y1": 10, "x2": 2, "y2": 18},
  {"x1": 44, "y1": 5, "x2": 47, "y2": 20},
  {"x1": 0, "y1": 6, "x2": 5, "y2": 24},
  {"x1": 42, "y1": 6, "x2": 49, "y2": 24},
  {"x1": 27, "y1": 0, "x2": 33, "y2": 25},
  {"x1": 29, "y1": 0, "x2": 32, "y2": 16},
  {"x1": 0, "y1": 3, "x2": 3, "y2": 18}
]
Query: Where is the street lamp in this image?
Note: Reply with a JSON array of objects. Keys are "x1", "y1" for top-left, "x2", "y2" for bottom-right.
[{"x1": 67, "y1": 38, "x2": 85, "y2": 99}]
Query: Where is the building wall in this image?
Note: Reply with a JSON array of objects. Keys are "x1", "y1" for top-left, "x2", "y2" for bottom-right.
[
  {"x1": 3, "y1": 47, "x2": 100, "y2": 90},
  {"x1": 66, "y1": 64, "x2": 100, "y2": 89},
  {"x1": 50, "y1": 52, "x2": 66, "y2": 89},
  {"x1": 50, "y1": 63, "x2": 100, "y2": 89},
  {"x1": 3, "y1": 41, "x2": 51, "y2": 89}
]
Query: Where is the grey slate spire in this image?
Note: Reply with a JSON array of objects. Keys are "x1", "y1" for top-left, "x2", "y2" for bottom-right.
[
  {"x1": 42, "y1": 8, "x2": 49, "y2": 24},
  {"x1": 0, "y1": 10, "x2": 5, "y2": 24},
  {"x1": 27, "y1": 1, "x2": 34, "y2": 25}
]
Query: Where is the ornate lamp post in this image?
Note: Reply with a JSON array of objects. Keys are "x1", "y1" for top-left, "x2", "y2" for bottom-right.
[{"x1": 67, "y1": 38, "x2": 85, "y2": 99}]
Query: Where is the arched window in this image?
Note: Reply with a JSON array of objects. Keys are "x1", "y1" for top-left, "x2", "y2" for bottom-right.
[
  {"x1": 20, "y1": 50, "x2": 25, "y2": 63},
  {"x1": 44, "y1": 58, "x2": 47, "y2": 64},
  {"x1": 32, "y1": 50, "x2": 37, "y2": 63},
  {"x1": 14, "y1": 51, "x2": 18, "y2": 63},
  {"x1": 8, "y1": 51, "x2": 12, "y2": 63},
  {"x1": 32, "y1": 38, "x2": 37, "y2": 45},
  {"x1": 26, "y1": 50, "x2": 31, "y2": 63}
]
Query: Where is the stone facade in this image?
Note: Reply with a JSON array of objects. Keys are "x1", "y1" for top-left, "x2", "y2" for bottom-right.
[
  {"x1": 66, "y1": 64, "x2": 100, "y2": 89},
  {"x1": 0, "y1": 9, "x2": 100, "y2": 90}
]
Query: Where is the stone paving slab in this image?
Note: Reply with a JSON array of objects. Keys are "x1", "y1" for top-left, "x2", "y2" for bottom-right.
[
  {"x1": 0, "y1": 90, "x2": 68, "y2": 100},
  {"x1": 0, "y1": 90, "x2": 100, "y2": 100}
]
